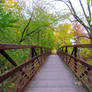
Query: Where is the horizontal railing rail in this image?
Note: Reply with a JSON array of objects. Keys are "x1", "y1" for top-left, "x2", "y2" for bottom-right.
[
  {"x1": 0, "y1": 43, "x2": 51, "y2": 92},
  {"x1": 60, "y1": 44, "x2": 92, "y2": 48},
  {"x1": 57, "y1": 44, "x2": 92, "y2": 91},
  {"x1": 0, "y1": 43, "x2": 48, "y2": 49}
]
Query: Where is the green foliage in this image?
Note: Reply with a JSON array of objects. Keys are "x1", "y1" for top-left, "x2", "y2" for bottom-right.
[
  {"x1": 0, "y1": 0, "x2": 91, "y2": 71},
  {"x1": 19, "y1": 7, "x2": 57, "y2": 48},
  {"x1": 0, "y1": 2, "x2": 19, "y2": 31},
  {"x1": 0, "y1": 1, "x2": 20, "y2": 44},
  {"x1": 0, "y1": 0, "x2": 57, "y2": 75},
  {"x1": 54, "y1": 24, "x2": 73, "y2": 48},
  {"x1": 1, "y1": 1, "x2": 92, "y2": 91},
  {"x1": 87, "y1": 0, "x2": 91, "y2": 4}
]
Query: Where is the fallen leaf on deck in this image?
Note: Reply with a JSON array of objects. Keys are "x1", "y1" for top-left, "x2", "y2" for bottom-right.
[
  {"x1": 75, "y1": 81, "x2": 82, "y2": 86},
  {"x1": 72, "y1": 77, "x2": 77, "y2": 80}
]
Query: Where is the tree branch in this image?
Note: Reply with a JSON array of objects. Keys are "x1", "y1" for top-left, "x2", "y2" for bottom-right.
[
  {"x1": 19, "y1": 24, "x2": 52, "y2": 43},
  {"x1": 88, "y1": 1, "x2": 91, "y2": 17},
  {"x1": 57, "y1": 0, "x2": 90, "y2": 30},
  {"x1": 19, "y1": 15, "x2": 33, "y2": 43},
  {"x1": 73, "y1": 14, "x2": 89, "y2": 29},
  {"x1": 87, "y1": 1, "x2": 91, "y2": 22},
  {"x1": 67, "y1": 0, "x2": 90, "y2": 30},
  {"x1": 79, "y1": 0, "x2": 87, "y2": 19}
]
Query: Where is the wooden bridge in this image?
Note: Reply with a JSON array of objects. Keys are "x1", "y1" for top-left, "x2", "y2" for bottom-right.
[{"x1": 0, "y1": 44, "x2": 92, "y2": 92}]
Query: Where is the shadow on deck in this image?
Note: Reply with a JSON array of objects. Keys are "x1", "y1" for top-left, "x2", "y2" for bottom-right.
[{"x1": 24, "y1": 55, "x2": 88, "y2": 92}]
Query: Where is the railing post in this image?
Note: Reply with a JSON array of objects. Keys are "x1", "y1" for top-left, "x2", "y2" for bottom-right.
[
  {"x1": 44, "y1": 48, "x2": 46, "y2": 57},
  {"x1": 65, "y1": 46, "x2": 68, "y2": 63},
  {"x1": 62, "y1": 48, "x2": 64, "y2": 52},
  {"x1": 65, "y1": 46, "x2": 68, "y2": 53},
  {"x1": 60, "y1": 48, "x2": 63, "y2": 57},
  {"x1": 43, "y1": 48, "x2": 46, "y2": 61},
  {"x1": 31, "y1": 48, "x2": 35, "y2": 72},
  {"x1": 74, "y1": 47, "x2": 77, "y2": 73},
  {"x1": 40, "y1": 48, "x2": 43, "y2": 64},
  {"x1": 46, "y1": 48, "x2": 48, "y2": 56},
  {"x1": 68, "y1": 48, "x2": 75, "y2": 64}
]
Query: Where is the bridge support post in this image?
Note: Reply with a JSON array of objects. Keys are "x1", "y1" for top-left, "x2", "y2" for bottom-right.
[
  {"x1": 40, "y1": 48, "x2": 43, "y2": 64},
  {"x1": 74, "y1": 47, "x2": 78, "y2": 73},
  {"x1": 65, "y1": 47, "x2": 68, "y2": 63},
  {"x1": 31, "y1": 48, "x2": 35, "y2": 73},
  {"x1": 44, "y1": 48, "x2": 47, "y2": 60}
]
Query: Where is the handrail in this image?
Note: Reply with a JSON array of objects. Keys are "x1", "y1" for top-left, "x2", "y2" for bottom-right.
[
  {"x1": 0, "y1": 43, "x2": 51, "y2": 92},
  {"x1": 57, "y1": 44, "x2": 92, "y2": 91},
  {"x1": 61, "y1": 52, "x2": 92, "y2": 69},
  {"x1": 0, "y1": 43, "x2": 48, "y2": 49},
  {"x1": 60, "y1": 44, "x2": 92, "y2": 48}
]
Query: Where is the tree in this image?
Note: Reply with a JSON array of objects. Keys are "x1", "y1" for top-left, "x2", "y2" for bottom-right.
[
  {"x1": 57, "y1": 0, "x2": 92, "y2": 43},
  {"x1": 18, "y1": 0, "x2": 58, "y2": 47},
  {"x1": 72, "y1": 21, "x2": 90, "y2": 44},
  {"x1": 54, "y1": 24, "x2": 73, "y2": 48},
  {"x1": 0, "y1": 0, "x2": 57, "y2": 71}
]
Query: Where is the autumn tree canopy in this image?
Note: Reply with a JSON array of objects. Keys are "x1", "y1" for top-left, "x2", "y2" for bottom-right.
[{"x1": 57, "y1": 0, "x2": 92, "y2": 43}]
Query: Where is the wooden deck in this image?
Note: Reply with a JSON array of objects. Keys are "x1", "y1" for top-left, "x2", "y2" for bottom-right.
[{"x1": 24, "y1": 55, "x2": 88, "y2": 92}]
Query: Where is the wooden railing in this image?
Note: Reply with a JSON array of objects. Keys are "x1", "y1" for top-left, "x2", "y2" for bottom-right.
[
  {"x1": 57, "y1": 44, "x2": 92, "y2": 91},
  {"x1": 0, "y1": 44, "x2": 51, "y2": 92}
]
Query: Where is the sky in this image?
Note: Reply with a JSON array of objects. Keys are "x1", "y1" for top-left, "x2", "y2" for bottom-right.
[
  {"x1": 23, "y1": 0, "x2": 92, "y2": 18},
  {"x1": 48, "y1": 0, "x2": 88, "y2": 15},
  {"x1": 23, "y1": 0, "x2": 88, "y2": 13},
  {"x1": 22, "y1": 0, "x2": 92, "y2": 25}
]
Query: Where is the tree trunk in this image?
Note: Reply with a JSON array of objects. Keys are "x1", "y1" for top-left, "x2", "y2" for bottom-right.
[
  {"x1": 89, "y1": 27, "x2": 92, "y2": 44},
  {"x1": 89, "y1": 34, "x2": 92, "y2": 43}
]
